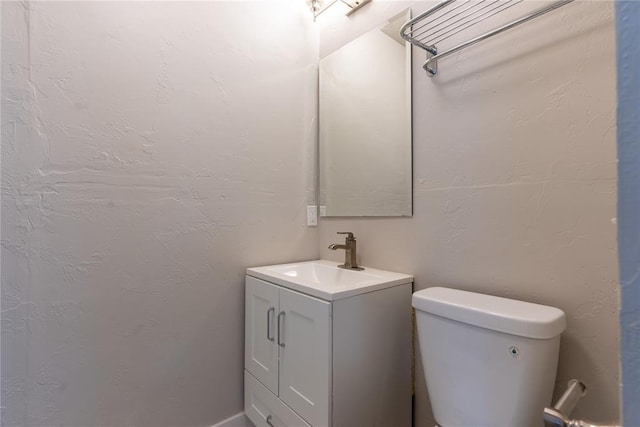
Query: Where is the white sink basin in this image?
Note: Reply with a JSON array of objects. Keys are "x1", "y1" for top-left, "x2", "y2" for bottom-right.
[{"x1": 247, "y1": 260, "x2": 413, "y2": 301}]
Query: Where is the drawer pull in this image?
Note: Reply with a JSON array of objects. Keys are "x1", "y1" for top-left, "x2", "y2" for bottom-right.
[{"x1": 266, "y1": 414, "x2": 274, "y2": 426}]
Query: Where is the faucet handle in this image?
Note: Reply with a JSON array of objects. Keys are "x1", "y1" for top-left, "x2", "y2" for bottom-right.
[{"x1": 337, "y1": 232, "x2": 355, "y2": 239}]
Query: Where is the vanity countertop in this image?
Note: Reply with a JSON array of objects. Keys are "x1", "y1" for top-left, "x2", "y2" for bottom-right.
[{"x1": 247, "y1": 260, "x2": 413, "y2": 301}]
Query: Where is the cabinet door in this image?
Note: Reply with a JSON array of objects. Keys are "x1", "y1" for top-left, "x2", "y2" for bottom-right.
[
  {"x1": 279, "y1": 288, "x2": 331, "y2": 427},
  {"x1": 245, "y1": 276, "x2": 279, "y2": 394}
]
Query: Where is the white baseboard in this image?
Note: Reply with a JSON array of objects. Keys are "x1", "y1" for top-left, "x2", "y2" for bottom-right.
[{"x1": 211, "y1": 412, "x2": 253, "y2": 427}]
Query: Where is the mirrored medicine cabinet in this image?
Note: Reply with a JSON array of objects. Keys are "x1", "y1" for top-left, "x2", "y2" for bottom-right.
[{"x1": 319, "y1": 10, "x2": 413, "y2": 217}]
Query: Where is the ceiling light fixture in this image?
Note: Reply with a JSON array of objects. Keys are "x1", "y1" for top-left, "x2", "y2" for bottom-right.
[{"x1": 307, "y1": 0, "x2": 372, "y2": 20}]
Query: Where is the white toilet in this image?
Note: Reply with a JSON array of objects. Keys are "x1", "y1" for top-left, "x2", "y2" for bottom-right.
[{"x1": 413, "y1": 287, "x2": 566, "y2": 427}]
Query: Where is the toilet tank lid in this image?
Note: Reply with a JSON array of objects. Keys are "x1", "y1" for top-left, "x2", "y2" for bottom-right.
[{"x1": 412, "y1": 287, "x2": 566, "y2": 339}]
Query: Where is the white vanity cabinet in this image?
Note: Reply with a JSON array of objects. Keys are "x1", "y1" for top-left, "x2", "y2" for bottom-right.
[{"x1": 244, "y1": 260, "x2": 413, "y2": 427}]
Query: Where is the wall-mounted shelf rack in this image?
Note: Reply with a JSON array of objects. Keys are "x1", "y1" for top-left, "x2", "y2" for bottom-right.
[{"x1": 399, "y1": 0, "x2": 575, "y2": 76}]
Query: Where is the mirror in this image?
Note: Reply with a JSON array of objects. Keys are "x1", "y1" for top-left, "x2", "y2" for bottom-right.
[{"x1": 319, "y1": 10, "x2": 412, "y2": 217}]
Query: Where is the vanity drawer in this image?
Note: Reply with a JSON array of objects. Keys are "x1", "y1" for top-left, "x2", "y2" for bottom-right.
[{"x1": 244, "y1": 370, "x2": 311, "y2": 427}]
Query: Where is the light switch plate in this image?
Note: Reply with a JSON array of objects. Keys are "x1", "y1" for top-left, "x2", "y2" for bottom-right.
[{"x1": 307, "y1": 205, "x2": 318, "y2": 226}]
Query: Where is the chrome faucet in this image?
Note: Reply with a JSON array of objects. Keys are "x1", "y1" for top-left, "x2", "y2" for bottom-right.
[{"x1": 328, "y1": 232, "x2": 364, "y2": 270}]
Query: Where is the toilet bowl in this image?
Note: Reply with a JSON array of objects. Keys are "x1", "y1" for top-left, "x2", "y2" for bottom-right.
[{"x1": 413, "y1": 287, "x2": 566, "y2": 427}]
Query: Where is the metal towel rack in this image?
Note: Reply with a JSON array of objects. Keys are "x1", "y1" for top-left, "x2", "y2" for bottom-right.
[{"x1": 400, "y1": 0, "x2": 575, "y2": 76}]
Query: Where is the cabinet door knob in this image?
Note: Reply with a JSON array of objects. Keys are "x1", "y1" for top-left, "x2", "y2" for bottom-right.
[
  {"x1": 277, "y1": 311, "x2": 286, "y2": 347},
  {"x1": 266, "y1": 307, "x2": 275, "y2": 341},
  {"x1": 266, "y1": 414, "x2": 274, "y2": 426}
]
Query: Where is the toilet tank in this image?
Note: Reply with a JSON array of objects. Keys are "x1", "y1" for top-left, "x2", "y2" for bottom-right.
[{"x1": 412, "y1": 287, "x2": 566, "y2": 427}]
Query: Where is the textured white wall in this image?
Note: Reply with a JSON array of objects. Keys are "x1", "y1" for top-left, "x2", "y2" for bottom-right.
[
  {"x1": 319, "y1": 1, "x2": 620, "y2": 425},
  {"x1": 1, "y1": 1, "x2": 318, "y2": 426}
]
